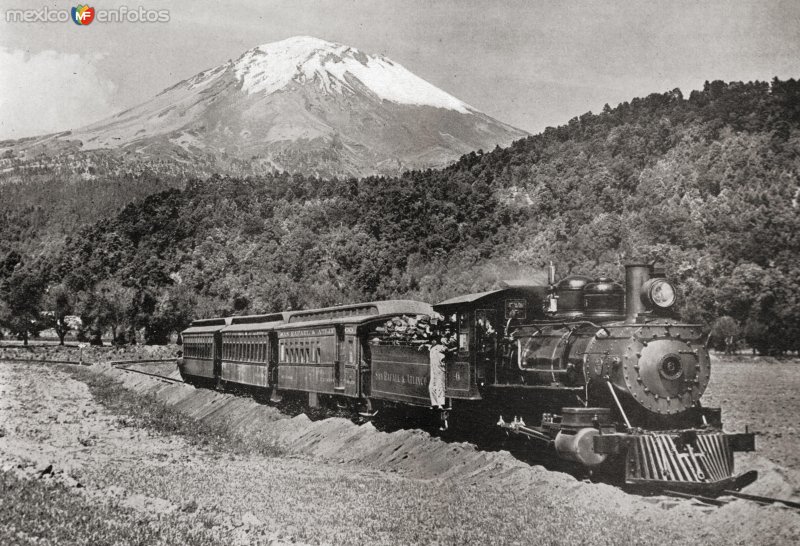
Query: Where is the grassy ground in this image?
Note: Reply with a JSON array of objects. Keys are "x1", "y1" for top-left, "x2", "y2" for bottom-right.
[
  {"x1": 705, "y1": 355, "x2": 800, "y2": 470},
  {"x1": 0, "y1": 469, "x2": 227, "y2": 546},
  {"x1": 5, "y1": 354, "x2": 798, "y2": 545},
  {"x1": 4, "y1": 363, "x2": 713, "y2": 546},
  {"x1": 64, "y1": 366, "x2": 285, "y2": 459}
]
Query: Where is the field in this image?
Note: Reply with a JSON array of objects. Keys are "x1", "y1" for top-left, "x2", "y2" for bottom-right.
[
  {"x1": 0, "y1": 346, "x2": 799, "y2": 544},
  {"x1": 704, "y1": 354, "x2": 800, "y2": 472}
]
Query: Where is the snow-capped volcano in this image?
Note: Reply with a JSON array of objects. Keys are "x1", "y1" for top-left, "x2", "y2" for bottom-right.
[
  {"x1": 2, "y1": 36, "x2": 527, "y2": 178},
  {"x1": 232, "y1": 36, "x2": 471, "y2": 112}
]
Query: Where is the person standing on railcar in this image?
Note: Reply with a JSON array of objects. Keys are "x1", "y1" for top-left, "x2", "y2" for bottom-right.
[{"x1": 428, "y1": 338, "x2": 449, "y2": 410}]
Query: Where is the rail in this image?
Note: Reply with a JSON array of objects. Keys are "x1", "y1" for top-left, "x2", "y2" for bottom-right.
[
  {"x1": 0, "y1": 357, "x2": 83, "y2": 365},
  {"x1": 0, "y1": 357, "x2": 176, "y2": 366},
  {"x1": 0, "y1": 354, "x2": 184, "y2": 384},
  {"x1": 110, "y1": 359, "x2": 183, "y2": 384},
  {"x1": 109, "y1": 358, "x2": 177, "y2": 366},
  {"x1": 664, "y1": 489, "x2": 800, "y2": 510}
]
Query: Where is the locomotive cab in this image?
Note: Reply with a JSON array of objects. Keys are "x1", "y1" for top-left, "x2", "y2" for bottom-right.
[{"x1": 434, "y1": 283, "x2": 547, "y2": 392}]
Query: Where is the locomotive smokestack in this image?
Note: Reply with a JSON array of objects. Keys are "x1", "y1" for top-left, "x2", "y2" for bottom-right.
[{"x1": 625, "y1": 262, "x2": 651, "y2": 323}]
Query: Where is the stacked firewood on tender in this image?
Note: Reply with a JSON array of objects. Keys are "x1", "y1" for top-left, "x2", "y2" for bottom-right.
[{"x1": 369, "y1": 313, "x2": 457, "y2": 346}]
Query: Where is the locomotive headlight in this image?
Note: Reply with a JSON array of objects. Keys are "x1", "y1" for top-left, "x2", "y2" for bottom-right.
[{"x1": 641, "y1": 278, "x2": 677, "y2": 309}]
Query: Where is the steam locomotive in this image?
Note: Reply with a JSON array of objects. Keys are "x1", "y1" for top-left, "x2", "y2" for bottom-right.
[{"x1": 178, "y1": 262, "x2": 756, "y2": 493}]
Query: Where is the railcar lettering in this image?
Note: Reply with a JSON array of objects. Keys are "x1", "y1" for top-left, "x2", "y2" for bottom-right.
[
  {"x1": 279, "y1": 328, "x2": 335, "y2": 338},
  {"x1": 374, "y1": 370, "x2": 426, "y2": 385}
]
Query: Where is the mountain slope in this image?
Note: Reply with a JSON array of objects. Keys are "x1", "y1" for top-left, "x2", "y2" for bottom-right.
[
  {"x1": 1, "y1": 36, "x2": 527, "y2": 179},
  {"x1": 6, "y1": 78, "x2": 799, "y2": 352}
]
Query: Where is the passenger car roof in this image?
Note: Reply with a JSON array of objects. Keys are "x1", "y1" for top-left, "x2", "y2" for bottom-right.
[
  {"x1": 183, "y1": 301, "x2": 434, "y2": 334},
  {"x1": 276, "y1": 300, "x2": 433, "y2": 330},
  {"x1": 222, "y1": 320, "x2": 285, "y2": 333},
  {"x1": 182, "y1": 317, "x2": 231, "y2": 334}
]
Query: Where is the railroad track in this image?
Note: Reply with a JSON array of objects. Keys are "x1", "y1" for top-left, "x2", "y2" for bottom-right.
[
  {"x1": 665, "y1": 489, "x2": 800, "y2": 510},
  {"x1": 0, "y1": 357, "x2": 83, "y2": 365},
  {"x1": 110, "y1": 359, "x2": 184, "y2": 384},
  {"x1": 0, "y1": 356, "x2": 183, "y2": 383}
]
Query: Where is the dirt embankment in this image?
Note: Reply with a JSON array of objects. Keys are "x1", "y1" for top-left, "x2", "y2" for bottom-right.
[{"x1": 2, "y1": 359, "x2": 799, "y2": 545}]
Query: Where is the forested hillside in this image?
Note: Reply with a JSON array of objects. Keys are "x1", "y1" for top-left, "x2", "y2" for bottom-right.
[
  {"x1": 1, "y1": 79, "x2": 799, "y2": 353},
  {"x1": 0, "y1": 172, "x2": 186, "y2": 257}
]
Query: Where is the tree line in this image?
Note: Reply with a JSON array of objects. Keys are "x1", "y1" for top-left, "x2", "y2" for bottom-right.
[
  {"x1": 1, "y1": 78, "x2": 799, "y2": 353},
  {"x1": 0, "y1": 250, "x2": 193, "y2": 345}
]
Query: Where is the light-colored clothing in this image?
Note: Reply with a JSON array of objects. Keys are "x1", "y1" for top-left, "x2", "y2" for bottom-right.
[{"x1": 429, "y1": 343, "x2": 447, "y2": 407}]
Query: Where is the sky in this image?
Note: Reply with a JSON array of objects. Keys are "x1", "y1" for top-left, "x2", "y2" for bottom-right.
[{"x1": 1, "y1": 0, "x2": 799, "y2": 139}]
